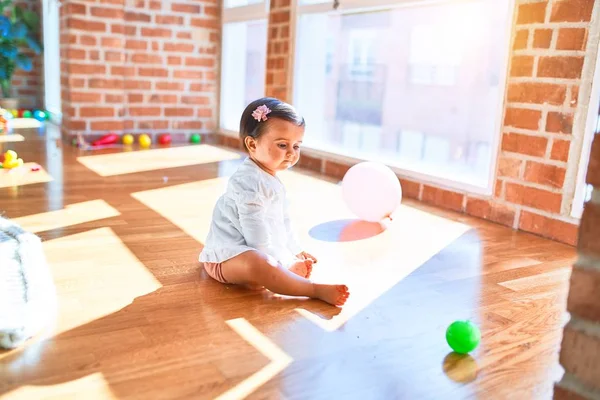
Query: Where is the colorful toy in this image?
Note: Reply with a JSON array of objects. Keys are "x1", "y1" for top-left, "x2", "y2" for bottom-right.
[
  {"x1": 342, "y1": 161, "x2": 402, "y2": 222},
  {"x1": 446, "y1": 320, "x2": 481, "y2": 354},
  {"x1": 0, "y1": 150, "x2": 24, "y2": 169},
  {"x1": 11, "y1": 110, "x2": 18, "y2": 118},
  {"x1": 22, "y1": 110, "x2": 32, "y2": 119},
  {"x1": 190, "y1": 133, "x2": 201, "y2": 144},
  {"x1": 158, "y1": 133, "x2": 171, "y2": 145},
  {"x1": 139, "y1": 134, "x2": 151, "y2": 148},
  {"x1": 122, "y1": 134, "x2": 134, "y2": 145},
  {"x1": 92, "y1": 133, "x2": 119, "y2": 146},
  {"x1": 33, "y1": 110, "x2": 46, "y2": 122}
]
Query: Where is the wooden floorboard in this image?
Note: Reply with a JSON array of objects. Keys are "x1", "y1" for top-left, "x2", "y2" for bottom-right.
[{"x1": 0, "y1": 127, "x2": 576, "y2": 399}]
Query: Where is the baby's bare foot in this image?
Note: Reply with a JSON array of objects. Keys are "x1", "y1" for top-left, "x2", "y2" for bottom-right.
[
  {"x1": 314, "y1": 284, "x2": 350, "y2": 307},
  {"x1": 289, "y1": 260, "x2": 313, "y2": 279}
]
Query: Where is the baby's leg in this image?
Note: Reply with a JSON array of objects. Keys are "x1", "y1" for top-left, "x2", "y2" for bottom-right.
[{"x1": 220, "y1": 251, "x2": 349, "y2": 306}]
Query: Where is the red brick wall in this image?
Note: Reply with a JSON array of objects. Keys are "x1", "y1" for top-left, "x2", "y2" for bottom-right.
[
  {"x1": 554, "y1": 134, "x2": 600, "y2": 398},
  {"x1": 239, "y1": 0, "x2": 599, "y2": 246},
  {"x1": 6, "y1": 0, "x2": 43, "y2": 109},
  {"x1": 60, "y1": 0, "x2": 219, "y2": 142}
]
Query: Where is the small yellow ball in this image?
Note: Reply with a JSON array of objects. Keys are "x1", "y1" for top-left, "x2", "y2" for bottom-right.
[
  {"x1": 123, "y1": 134, "x2": 134, "y2": 145},
  {"x1": 139, "y1": 134, "x2": 151, "y2": 148}
]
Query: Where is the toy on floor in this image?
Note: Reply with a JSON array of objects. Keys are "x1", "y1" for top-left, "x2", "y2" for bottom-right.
[
  {"x1": 342, "y1": 161, "x2": 402, "y2": 222},
  {"x1": 190, "y1": 133, "x2": 201, "y2": 144},
  {"x1": 446, "y1": 320, "x2": 481, "y2": 354},
  {"x1": 139, "y1": 134, "x2": 151, "y2": 148},
  {"x1": 158, "y1": 133, "x2": 171, "y2": 145},
  {"x1": 0, "y1": 216, "x2": 57, "y2": 349},
  {"x1": 0, "y1": 150, "x2": 24, "y2": 169},
  {"x1": 92, "y1": 133, "x2": 119, "y2": 146},
  {"x1": 122, "y1": 134, "x2": 134, "y2": 145}
]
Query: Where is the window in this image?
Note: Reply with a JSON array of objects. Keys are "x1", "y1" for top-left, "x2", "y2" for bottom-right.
[
  {"x1": 293, "y1": 0, "x2": 513, "y2": 192},
  {"x1": 220, "y1": 1, "x2": 269, "y2": 132}
]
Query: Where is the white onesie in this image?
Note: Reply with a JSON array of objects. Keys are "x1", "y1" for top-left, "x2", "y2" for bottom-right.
[{"x1": 199, "y1": 157, "x2": 302, "y2": 267}]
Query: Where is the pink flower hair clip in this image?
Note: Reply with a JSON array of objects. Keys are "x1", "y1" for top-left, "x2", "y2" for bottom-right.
[{"x1": 252, "y1": 104, "x2": 271, "y2": 122}]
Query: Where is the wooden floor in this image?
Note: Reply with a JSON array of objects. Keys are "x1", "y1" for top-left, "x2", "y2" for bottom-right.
[{"x1": 0, "y1": 127, "x2": 576, "y2": 399}]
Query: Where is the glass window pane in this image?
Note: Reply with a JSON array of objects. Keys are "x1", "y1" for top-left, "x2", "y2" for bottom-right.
[
  {"x1": 294, "y1": 0, "x2": 510, "y2": 188},
  {"x1": 220, "y1": 20, "x2": 267, "y2": 131},
  {"x1": 225, "y1": 0, "x2": 262, "y2": 8}
]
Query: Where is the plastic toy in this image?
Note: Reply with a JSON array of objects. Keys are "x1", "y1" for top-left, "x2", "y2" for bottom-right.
[
  {"x1": 0, "y1": 150, "x2": 24, "y2": 169},
  {"x1": 92, "y1": 133, "x2": 119, "y2": 146},
  {"x1": 139, "y1": 134, "x2": 151, "y2": 148},
  {"x1": 446, "y1": 320, "x2": 481, "y2": 354},
  {"x1": 123, "y1": 134, "x2": 134, "y2": 145},
  {"x1": 190, "y1": 133, "x2": 201, "y2": 144},
  {"x1": 158, "y1": 133, "x2": 171, "y2": 145}
]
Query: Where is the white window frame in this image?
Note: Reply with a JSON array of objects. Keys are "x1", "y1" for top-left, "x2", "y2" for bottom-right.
[
  {"x1": 291, "y1": 0, "x2": 516, "y2": 196},
  {"x1": 571, "y1": 38, "x2": 600, "y2": 218},
  {"x1": 219, "y1": 1, "x2": 270, "y2": 136}
]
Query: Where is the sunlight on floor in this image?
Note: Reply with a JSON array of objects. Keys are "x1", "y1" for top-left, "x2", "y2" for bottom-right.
[
  {"x1": 77, "y1": 145, "x2": 241, "y2": 177},
  {"x1": 13, "y1": 200, "x2": 120, "y2": 233},
  {"x1": 132, "y1": 168, "x2": 470, "y2": 332},
  {"x1": 0, "y1": 134, "x2": 25, "y2": 143},
  {"x1": 216, "y1": 318, "x2": 293, "y2": 400},
  {"x1": 3, "y1": 373, "x2": 117, "y2": 400},
  {"x1": 43, "y1": 227, "x2": 161, "y2": 335},
  {"x1": 0, "y1": 163, "x2": 52, "y2": 189}
]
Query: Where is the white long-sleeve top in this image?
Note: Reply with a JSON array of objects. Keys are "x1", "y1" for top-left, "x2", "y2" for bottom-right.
[{"x1": 199, "y1": 157, "x2": 302, "y2": 267}]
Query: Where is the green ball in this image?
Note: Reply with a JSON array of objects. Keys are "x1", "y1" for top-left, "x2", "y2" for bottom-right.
[
  {"x1": 190, "y1": 133, "x2": 201, "y2": 144},
  {"x1": 446, "y1": 320, "x2": 480, "y2": 354},
  {"x1": 23, "y1": 110, "x2": 32, "y2": 118}
]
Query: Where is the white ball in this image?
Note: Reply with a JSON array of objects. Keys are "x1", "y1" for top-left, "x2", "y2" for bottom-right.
[{"x1": 342, "y1": 162, "x2": 402, "y2": 222}]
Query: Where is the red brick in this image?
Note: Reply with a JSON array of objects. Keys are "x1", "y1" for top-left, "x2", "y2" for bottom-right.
[
  {"x1": 185, "y1": 57, "x2": 215, "y2": 67},
  {"x1": 524, "y1": 161, "x2": 566, "y2": 188},
  {"x1": 165, "y1": 108, "x2": 194, "y2": 117},
  {"x1": 422, "y1": 186, "x2": 465, "y2": 212},
  {"x1": 324, "y1": 160, "x2": 351, "y2": 181},
  {"x1": 70, "y1": 92, "x2": 102, "y2": 103},
  {"x1": 90, "y1": 6, "x2": 124, "y2": 19},
  {"x1": 466, "y1": 198, "x2": 516, "y2": 227},
  {"x1": 125, "y1": 11, "x2": 151, "y2": 22},
  {"x1": 66, "y1": 48, "x2": 86, "y2": 60},
  {"x1": 177, "y1": 32, "x2": 192, "y2": 40},
  {"x1": 498, "y1": 156, "x2": 523, "y2": 178},
  {"x1": 89, "y1": 51, "x2": 100, "y2": 61},
  {"x1": 197, "y1": 108, "x2": 213, "y2": 118},
  {"x1": 111, "y1": 66, "x2": 135, "y2": 76},
  {"x1": 550, "y1": 0, "x2": 595, "y2": 22},
  {"x1": 556, "y1": 28, "x2": 588, "y2": 51},
  {"x1": 172, "y1": 3, "x2": 200, "y2": 13},
  {"x1": 101, "y1": 37, "x2": 123, "y2": 48},
  {"x1": 270, "y1": 10, "x2": 290, "y2": 24},
  {"x1": 495, "y1": 180, "x2": 504, "y2": 198},
  {"x1": 519, "y1": 210, "x2": 578, "y2": 245},
  {"x1": 139, "y1": 68, "x2": 169, "y2": 77},
  {"x1": 128, "y1": 94, "x2": 144, "y2": 103},
  {"x1": 297, "y1": 154, "x2": 323, "y2": 173},
  {"x1": 64, "y1": 3, "x2": 86, "y2": 15},
  {"x1": 190, "y1": 83, "x2": 214, "y2": 92},
  {"x1": 126, "y1": 39, "x2": 147, "y2": 50},
  {"x1": 156, "y1": 82, "x2": 184, "y2": 91},
  {"x1": 105, "y1": 94, "x2": 124, "y2": 103},
  {"x1": 141, "y1": 27, "x2": 172, "y2": 38},
  {"x1": 89, "y1": 79, "x2": 124, "y2": 90},
  {"x1": 174, "y1": 70, "x2": 203, "y2": 79},
  {"x1": 66, "y1": 63, "x2": 106, "y2": 75},
  {"x1": 80, "y1": 35, "x2": 97, "y2": 46},
  {"x1": 505, "y1": 183, "x2": 562, "y2": 213},
  {"x1": 191, "y1": 18, "x2": 219, "y2": 29},
  {"x1": 546, "y1": 112, "x2": 573, "y2": 134},
  {"x1": 90, "y1": 121, "x2": 124, "y2": 131},
  {"x1": 156, "y1": 15, "x2": 184, "y2": 25},
  {"x1": 67, "y1": 18, "x2": 106, "y2": 32},
  {"x1": 150, "y1": 1, "x2": 161, "y2": 10},
  {"x1": 129, "y1": 107, "x2": 161, "y2": 117},
  {"x1": 173, "y1": 121, "x2": 204, "y2": 130},
  {"x1": 105, "y1": 51, "x2": 123, "y2": 62},
  {"x1": 168, "y1": 56, "x2": 182, "y2": 65},
  {"x1": 517, "y1": 1, "x2": 547, "y2": 24},
  {"x1": 587, "y1": 135, "x2": 600, "y2": 186},
  {"x1": 538, "y1": 57, "x2": 584, "y2": 79},
  {"x1": 149, "y1": 94, "x2": 178, "y2": 104},
  {"x1": 281, "y1": 26, "x2": 290, "y2": 38},
  {"x1": 164, "y1": 43, "x2": 195, "y2": 52},
  {"x1": 64, "y1": 119, "x2": 87, "y2": 131},
  {"x1": 61, "y1": 33, "x2": 78, "y2": 45},
  {"x1": 559, "y1": 326, "x2": 600, "y2": 389},
  {"x1": 131, "y1": 54, "x2": 163, "y2": 64},
  {"x1": 533, "y1": 29, "x2": 553, "y2": 48},
  {"x1": 399, "y1": 179, "x2": 421, "y2": 200},
  {"x1": 80, "y1": 107, "x2": 114, "y2": 118},
  {"x1": 567, "y1": 265, "x2": 600, "y2": 321},
  {"x1": 550, "y1": 139, "x2": 571, "y2": 161},
  {"x1": 181, "y1": 96, "x2": 210, "y2": 105},
  {"x1": 553, "y1": 385, "x2": 587, "y2": 400},
  {"x1": 205, "y1": 5, "x2": 219, "y2": 17},
  {"x1": 579, "y1": 202, "x2": 600, "y2": 256},
  {"x1": 124, "y1": 80, "x2": 152, "y2": 90},
  {"x1": 504, "y1": 108, "x2": 542, "y2": 130},
  {"x1": 571, "y1": 86, "x2": 580, "y2": 106},
  {"x1": 507, "y1": 82, "x2": 566, "y2": 105}
]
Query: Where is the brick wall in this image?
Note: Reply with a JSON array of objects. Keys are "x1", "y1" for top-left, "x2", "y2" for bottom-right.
[
  {"x1": 5, "y1": 0, "x2": 43, "y2": 109},
  {"x1": 60, "y1": 0, "x2": 219, "y2": 142},
  {"x1": 554, "y1": 133, "x2": 600, "y2": 398},
  {"x1": 217, "y1": 0, "x2": 600, "y2": 246}
]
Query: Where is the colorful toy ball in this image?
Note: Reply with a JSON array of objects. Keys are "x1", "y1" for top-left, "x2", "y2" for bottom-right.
[
  {"x1": 122, "y1": 134, "x2": 134, "y2": 145},
  {"x1": 33, "y1": 110, "x2": 46, "y2": 121},
  {"x1": 446, "y1": 320, "x2": 481, "y2": 354},
  {"x1": 139, "y1": 134, "x2": 151, "y2": 148},
  {"x1": 341, "y1": 161, "x2": 402, "y2": 222},
  {"x1": 11, "y1": 109, "x2": 18, "y2": 118},
  {"x1": 190, "y1": 133, "x2": 201, "y2": 144},
  {"x1": 158, "y1": 133, "x2": 171, "y2": 145},
  {"x1": 22, "y1": 110, "x2": 32, "y2": 118}
]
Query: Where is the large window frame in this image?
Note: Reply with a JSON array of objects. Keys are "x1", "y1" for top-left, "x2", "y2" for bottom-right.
[
  {"x1": 219, "y1": 1, "x2": 270, "y2": 136},
  {"x1": 291, "y1": 0, "x2": 516, "y2": 195}
]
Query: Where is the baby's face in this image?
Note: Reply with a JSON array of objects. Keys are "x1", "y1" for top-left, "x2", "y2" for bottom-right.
[{"x1": 250, "y1": 119, "x2": 305, "y2": 174}]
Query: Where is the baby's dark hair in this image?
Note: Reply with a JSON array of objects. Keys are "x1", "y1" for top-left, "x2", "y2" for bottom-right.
[{"x1": 239, "y1": 97, "x2": 305, "y2": 152}]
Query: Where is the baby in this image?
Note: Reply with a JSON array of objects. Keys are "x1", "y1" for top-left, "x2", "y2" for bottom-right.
[{"x1": 199, "y1": 97, "x2": 349, "y2": 306}]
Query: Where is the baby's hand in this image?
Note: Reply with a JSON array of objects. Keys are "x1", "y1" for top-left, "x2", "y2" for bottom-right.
[{"x1": 296, "y1": 251, "x2": 317, "y2": 263}]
